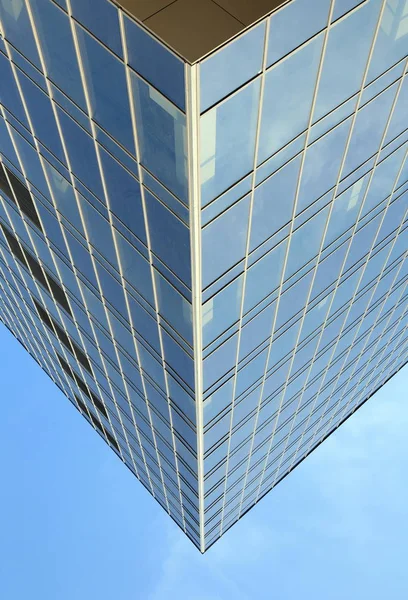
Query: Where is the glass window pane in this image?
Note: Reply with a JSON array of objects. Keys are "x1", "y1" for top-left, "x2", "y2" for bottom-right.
[
  {"x1": 285, "y1": 206, "x2": 330, "y2": 278},
  {"x1": 325, "y1": 175, "x2": 369, "y2": 245},
  {"x1": 332, "y1": 0, "x2": 365, "y2": 21},
  {"x1": 99, "y1": 148, "x2": 146, "y2": 244},
  {"x1": 76, "y1": 25, "x2": 134, "y2": 153},
  {"x1": 250, "y1": 155, "x2": 301, "y2": 251},
  {"x1": 125, "y1": 15, "x2": 185, "y2": 111},
  {"x1": 314, "y1": 0, "x2": 382, "y2": 121},
  {"x1": 201, "y1": 79, "x2": 261, "y2": 206},
  {"x1": 343, "y1": 84, "x2": 398, "y2": 176},
  {"x1": 70, "y1": 0, "x2": 122, "y2": 57},
  {"x1": 367, "y1": 0, "x2": 408, "y2": 84},
  {"x1": 203, "y1": 275, "x2": 243, "y2": 346},
  {"x1": 16, "y1": 69, "x2": 65, "y2": 163},
  {"x1": 30, "y1": 0, "x2": 86, "y2": 110},
  {"x1": 145, "y1": 191, "x2": 191, "y2": 287},
  {"x1": 202, "y1": 194, "x2": 250, "y2": 288},
  {"x1": 0, "y1": 52, "x2": 29, "y2": 129},
  {"x1": 57, "y1": 107, "x2": 104, "y2": 200},
  {"x1": 0, "y1": 0, "x2": 41, "y2": 68},
  {"x1": 259, "y1": 34, "x2": 324, "y2": 164},
  {"x1": 298, "y1": 118, "x2": 352, "y2": 213},
  {"x1": 200, "y1": 22, "x2": 265, "y2": 112},
  {"x1": 244, "y1": 240, "x2": 288, "y2": 313},
  {"x1": 132, "y1": 74, "x2": 188, "y2": 204},
  {"x1": 267, "y1": 0, "x2": 331, "y2": 66},
  {"x1": 155, "y1": 271, "x2": 193, "y2": 345}
]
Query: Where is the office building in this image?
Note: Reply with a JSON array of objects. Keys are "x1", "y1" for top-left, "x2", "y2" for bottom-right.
[{"x1": 0, "y1": 0, "x2": 407, "y2": 552}]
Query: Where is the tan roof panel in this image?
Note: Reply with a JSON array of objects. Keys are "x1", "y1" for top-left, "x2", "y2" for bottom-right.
[{"x1": 117, "y1": 0, "x2": 288, "y2": 63}]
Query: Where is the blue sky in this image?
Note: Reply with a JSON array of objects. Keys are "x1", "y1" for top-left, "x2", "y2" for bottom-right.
[{"x1": 0, "y1": 323, "x2": 407, "y2": 600}]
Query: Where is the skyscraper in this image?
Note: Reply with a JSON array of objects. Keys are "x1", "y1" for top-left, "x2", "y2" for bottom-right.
[{"x1": 0, "y1": 0, "x2": 407, "y2": 553}]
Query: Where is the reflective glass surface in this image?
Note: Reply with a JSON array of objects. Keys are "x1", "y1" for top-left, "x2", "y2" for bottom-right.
[{"x1": 0, "y1": 0, "x2": 407, "y2": 554}]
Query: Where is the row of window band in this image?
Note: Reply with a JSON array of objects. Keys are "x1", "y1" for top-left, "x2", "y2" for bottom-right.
[
  {"x1": 202, "y1": 319, "x2": 408, "y2": 514},
  {"x1": 201, "y1": 137, "x2": 408, "y2": 362},
  {"x1": 203, "y1": 212, "x2": 408, "y2": 410},
  {"x1": 0, "y1": 265, "x2": 201, "y2": 513},
  {"x1": 204, "y1": 312, "x2": 408, "y2": 511},
  {"x1": 205, "y1": 350, "x2": 408, "y2": 548},
  {"x1": 201, "y1": 56, "x2": 408, "y2": 230},
  {"x1": 202, "y1": 284, "x2": 408, "y2": 494},
  {"x1": 201, "y1": 83, "x2": 408, "y2": 310},
  {"x1": 202, "y1": 208, "x2": 408, "y2": 415},
  {"x1": 0, "y1": 285, "x2": 202, "y2": 545},
  {"x1": 202, "y1": 269, "x2": 408, "y2": 477},
  {"x1": 203, "y1": 333, "x2": 408, "y2": 533},
  {"x1": 202, "y1": 190, "x2": 408, "y2": 392},
  {"x1": 202, "y1": 277, "x2": 408, "y2": 464},
  {"x1": 211, "y1": 336, "x2": 408, "y2": 533}
]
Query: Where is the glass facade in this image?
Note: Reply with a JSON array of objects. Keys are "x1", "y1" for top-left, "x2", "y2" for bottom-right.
[{"x1": 0, "y1": 0, "x2": 407, "y2": 553}]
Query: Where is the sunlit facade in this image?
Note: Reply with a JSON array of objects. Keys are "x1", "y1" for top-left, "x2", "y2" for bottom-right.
[{"x1": 0, "y1": 0, "x2": 407, "y2": 552}]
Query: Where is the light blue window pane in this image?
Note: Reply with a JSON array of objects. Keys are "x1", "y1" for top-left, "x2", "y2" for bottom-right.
[
  {"x1": 17, "y1": 70, "x2": 65, "y2": 163},
  {"x1": 310, "y1": 95, "x2": 357, "y2": 143},
  {"x1": 125, "y1": 16, "x2": 185, "y2": 111},
  {"x1": 70, "y1": 0, "x2": 122, "y2": 57},
  {"x1": 95, "y1": 260, "x2": 127, "y2": 318},
  {"x1": 201, "y1": 175, "x2": 252, "y2": 221},
  {"x1": 363, "y1": 146, "x2": 407, "y2": 216},
  {"x1": 325, "y1": 175, "x2": 369, "y2": 246},
  {"x1": 131, "y1": 74, "x2": 188, "y2": 204},
  {"x1": 344, "y1": 211, "x2": 384, "y2": 271},
  {"x1": 332, "y1": 0, "x2": 365, "y2": 21},
  {"x1": 275, "y1": 271, "x2": 314, "y2": 329},
  {"x1": 202, "y1": 195, "x2": 250, "y2": 288},
  {"x1": 0, "y1": 52, "x2": 29, "y2": 128},
  {"x1": 285, "y1": 206, "x2": 330, "y2": 278},
  {"x1": 267, "y1": 0, "x2": 330, "y2": 66},
  {"x1": 12, "y1": 132, "x2": 49, "y2": 199},
  {"x1": 145, "y1": 191, "x2": 191, "y2": 287},
  {"x1": 367, "y1": 0, "x2": 408, "y2": 84},
  {"x1": 236, "y1": 348, "x2": 268, "y2": 398},
  {"x1": 385, "y1": 76, "x2": 408, "y2": 145},
  {"x1": 203, "y1": 275, "x2": 243, "y2": 346},
  {"x1": 78, "y1": 195, "x2": 118, "y2": 269},
  {"x1": 343, "y1": 84, "x2": 398, "y2": 176},
  {"x1": 0, "y1": 117, "x2": 24, "y2": 167},
  {"x1": 204, "y1": 334, "x2": 238, "y2": 390},
  {"x1": 99, "y1": 149, "x2": 146, "y2": 244},
  {"x1": 57, "y1": 108, "x2": 104, "y2": 201},
  {"x1": 267, "y1": 321, "x2": 302, "y2": 371},
  {"x1": 259, "y1": 34, "x2": 324, "y2": 164},
  {"x1": 201, "y1": 22, "x2": 265, "y2": 112},
  {"x1": 311, "y1": 243, "x2": 349, "y2": 300},
  {"x1": 30, "y1": 0, "x2": 86, "y2": 110},
  {"x1": 0, "y1": 0, "x2": 41, "y2": 68},
  {"x1": 250, "y1": 155, "x2": 301, "y2": 251},
  {"x1": 155, "y1": 271, "x2": 193, "y2": 345},
  {"x1": 244, "y1": 240, "x2": 288, "y2": 313},
  {"x1": 314, "y1": 0, "x2": 382, "y2": 121},
  {"x1": 298, "y1": 118, "x2": 352, "y2": 213},
  {"x1": 239, "y1": 302, "x2": 276, "y2": 361},
  {"x1": 201, "y1": 79, "x2": 261, "y2": 206},
  {"x1": 361, "y1": 60, "x2": 405, "y2": 106},
  {"x1": 76, "y1": 27, "x2": 133, "y2": 154}
]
